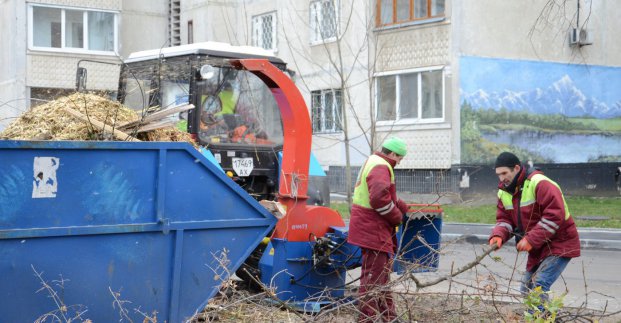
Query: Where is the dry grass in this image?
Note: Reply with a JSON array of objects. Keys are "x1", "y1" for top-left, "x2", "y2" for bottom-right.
[
  {"x1": 140, "y1": 126, "x2": 197, "y2": 146},
  {"x1": 194, "y1": 280, "x2": 621, "y2": 323},
  {"x1": 191, "y1": 242, "x2": 621, "y2": 323}
]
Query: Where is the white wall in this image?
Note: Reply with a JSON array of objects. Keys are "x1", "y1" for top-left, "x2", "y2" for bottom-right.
[
  {"x1": 181, "y1": 0, "x2": 248, "y2": 45},
  {"x1": 120, "y1": 0, "x2": 168, "y2": 56},
  {"x1": 456, "y1": 0, "x2": 621, "y2": 67},
  {"x1": 0, "y1": 0, "x2": 28, "y2": 130}
]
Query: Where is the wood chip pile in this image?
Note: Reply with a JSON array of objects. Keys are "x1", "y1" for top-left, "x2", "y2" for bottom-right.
[{"x1": 0, "y1": 93, "x2": 195, "y2": 145}]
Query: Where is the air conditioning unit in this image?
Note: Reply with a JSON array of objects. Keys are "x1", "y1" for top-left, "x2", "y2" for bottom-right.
[{"x1": 569, "y1": 28, "x2": 593, "y2": 46}]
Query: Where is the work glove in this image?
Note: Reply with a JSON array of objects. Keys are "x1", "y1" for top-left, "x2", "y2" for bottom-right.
[
  {"x1": 489, "y1": 236, "x2": 503, "y2": 249},
  {"x1": 516, "y1": 237, "x2": 533, "y2": 252}
]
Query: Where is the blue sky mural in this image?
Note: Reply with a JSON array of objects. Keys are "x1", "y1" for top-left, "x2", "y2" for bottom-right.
[{"x1": 460, "y1": 56, "x2": 621, "y2": 164}]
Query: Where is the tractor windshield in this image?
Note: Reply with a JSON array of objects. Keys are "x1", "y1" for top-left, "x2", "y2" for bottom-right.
[
  {"x1": 119, "y1": 56, "x2": 284, "y2": 146},
  {"x1": 195, "y1": 66, "x2": 284, "y2": 146}
]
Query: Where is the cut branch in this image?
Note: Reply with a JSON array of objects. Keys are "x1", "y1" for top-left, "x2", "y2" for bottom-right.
[
  {"x1": 411, "y1": 245, "x2": 498, "y2": 289},
  {"x1": 62, "y1": 106, "x2": 140, "y2": 142}
]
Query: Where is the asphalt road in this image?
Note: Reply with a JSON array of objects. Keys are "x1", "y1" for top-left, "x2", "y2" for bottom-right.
[
  {"x1": 423, "y1": 242, "x2": 621, "y2": 313},
  {"x1": 345, "y1": 235, "x2": 621, "y2": 315},
  {"x1": 438, "y1": 224, "x2": 621, "y2": 313},
  {"x1": 342, "y1": 219, "x2": 621, "y2": 313}
]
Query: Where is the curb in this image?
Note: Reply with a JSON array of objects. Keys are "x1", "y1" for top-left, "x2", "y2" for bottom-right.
[
  {"x1": 342, "y1": 218, "x2": 621, "y2": 251},
  {"x1": 442, "y1": 233, "x2": 621, "y2": 251}
]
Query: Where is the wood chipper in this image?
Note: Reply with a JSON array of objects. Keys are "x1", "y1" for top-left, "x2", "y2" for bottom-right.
[{"x1": 112, "y1": 42, "x2": 357, "y2": 299}]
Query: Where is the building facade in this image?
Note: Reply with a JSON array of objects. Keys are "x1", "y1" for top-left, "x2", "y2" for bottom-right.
[
  {"x1": 2, "y1": 0, "x2": 619, "y2": 195},
  {"x1": 0, "y1": 0, "x2": 169, "y2": 129},
  {"x1": 189, "y1": 0, "x2": 621, "y2": 196}
]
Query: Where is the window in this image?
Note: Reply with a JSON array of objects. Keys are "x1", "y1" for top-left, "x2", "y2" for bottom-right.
[
  {"x1": 377, "y1": 0, "x2": 445, "y2": 27},
  {"x1": 252, "y1": 12, "x2": 277, "y2": 51},
  {"x1": 376, "y1": 68, "x2": 443, "y2": 123},
  {"x1": 29, "y1": 5, "x2": 117, "y2": 53},
  {"x1": 312, "y1": 89, "x2": 343, "y2": 133},
  {"x1": 310, "y1": 0, "x2": 339, "y2": 44},
  {"x1": 188, "y1": 20, "x2": 194, "y2": 44}
]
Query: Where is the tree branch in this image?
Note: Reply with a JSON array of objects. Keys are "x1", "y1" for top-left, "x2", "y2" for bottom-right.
[{"x1": 411, "y1": 244, "x2": 498, "y2": 289}]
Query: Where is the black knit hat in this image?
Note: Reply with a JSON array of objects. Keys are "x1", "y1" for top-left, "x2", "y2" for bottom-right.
[{"x1": 495, "y1": 152, "x2": 521, "y2": 168}]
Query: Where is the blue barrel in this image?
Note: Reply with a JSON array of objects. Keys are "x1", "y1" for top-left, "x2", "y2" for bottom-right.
[
  {"x1": 0, "y1": 140, "x2": 277, "y2": 322},
  {"x1": 395, "y1": 205, "x2": 443, "y2": 274}
]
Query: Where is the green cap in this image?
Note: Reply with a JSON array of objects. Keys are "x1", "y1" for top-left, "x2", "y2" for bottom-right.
[{"x1": 382, "y1": 136, "x2": 407, "y2": 156}]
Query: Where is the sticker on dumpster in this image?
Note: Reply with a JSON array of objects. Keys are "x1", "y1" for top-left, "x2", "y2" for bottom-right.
[
  {"x1": 32, "y1": 157, "x2": 60, "y2": 198},
  {"x1": 232, "y1": 157, "x2": 253, "y2": 177}
]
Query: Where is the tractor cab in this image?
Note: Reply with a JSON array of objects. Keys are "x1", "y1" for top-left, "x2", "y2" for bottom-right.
[
  {"x1": 116, "y1": 43, "x2": 327, "y2": 203},
  {"x1": 119, "y1": 42, "x2": 286, "y2": 143}
]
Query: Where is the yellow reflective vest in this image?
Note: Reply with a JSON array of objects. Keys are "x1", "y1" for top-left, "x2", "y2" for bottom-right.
[
  {"x1": 497, "y1": 173, "x2": 570, "y2": 220},
  {"x1": 353, "y1": 155, "x2": 395, "y2": 208}
]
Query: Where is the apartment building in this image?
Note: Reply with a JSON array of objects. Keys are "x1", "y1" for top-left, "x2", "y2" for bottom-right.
[
  {"x1": 189, "y1": 0, "x2": 621, "y2": 195},
  {"x1": 0, "y1": 0, "x2": 169, "y2": 129},
  {"x1": 2, "y1": 0, "x2": 619, "y2": 195}
]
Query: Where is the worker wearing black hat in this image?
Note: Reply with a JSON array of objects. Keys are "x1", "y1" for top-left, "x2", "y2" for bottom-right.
[{"x1": 489, "y1": 152, "x2": 580, "y2": 308}]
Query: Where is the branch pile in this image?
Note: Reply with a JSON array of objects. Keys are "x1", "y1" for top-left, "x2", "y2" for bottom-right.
[{"x1": 0, "y1": 92, "x2": 194, "y2": 145}]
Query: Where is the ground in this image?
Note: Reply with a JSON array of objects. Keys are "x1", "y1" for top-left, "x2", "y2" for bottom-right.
[{"x1": 194, "y1": 287, "x2": 619, "y2": 322}]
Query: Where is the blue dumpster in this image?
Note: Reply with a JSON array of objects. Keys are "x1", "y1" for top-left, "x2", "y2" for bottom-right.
[
  {"x1": 0, "y1": 140, "x2": 277, "y2": 322},
  {"x1": 395, "y1": 204, "x2": 443, "y2": 274}
]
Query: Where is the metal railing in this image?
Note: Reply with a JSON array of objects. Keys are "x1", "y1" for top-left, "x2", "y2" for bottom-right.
[{"x1": 326, "y1": 166, "x2": 459, "y2": 194}]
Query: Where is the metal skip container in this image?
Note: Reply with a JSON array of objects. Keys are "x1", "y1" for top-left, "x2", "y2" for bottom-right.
[{"x1": 0, "y1": 140, "x2": 277, "y2": 322}]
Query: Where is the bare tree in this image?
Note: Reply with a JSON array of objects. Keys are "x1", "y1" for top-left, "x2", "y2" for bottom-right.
[
  {"x1": 529, "y1": 0, "x2": 594, "y2": 62},
  {"x1": 278, "y1": 1, "x2": 388, "y2": 208}
]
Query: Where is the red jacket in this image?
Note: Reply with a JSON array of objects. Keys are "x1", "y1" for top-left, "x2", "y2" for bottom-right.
[
  {"x1": 491, "y1": 167, "x2": 580, "y2": 271},
  {"x1": 348, "y1": 152, "x2": 408, "y2": 254}
]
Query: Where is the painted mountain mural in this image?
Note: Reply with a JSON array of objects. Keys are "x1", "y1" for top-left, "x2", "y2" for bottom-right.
[
  {"x1": 460, "y1": 56, "x2": 621, "y2": 164},
  {"x1": 463, "y1": 75, "x2": 621, "y2": 118}
]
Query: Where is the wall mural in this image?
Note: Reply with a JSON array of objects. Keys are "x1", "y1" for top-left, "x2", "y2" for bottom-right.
[{"x1": 460, "y1": 56, "x2": 621, "y2": 164}]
